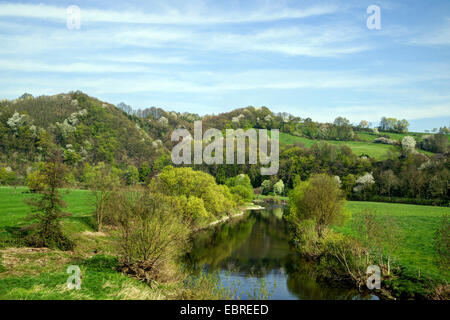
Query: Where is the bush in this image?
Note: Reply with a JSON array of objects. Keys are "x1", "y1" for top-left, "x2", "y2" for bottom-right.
[
  {"x1": 226, "y1": 174, "x2": 254, "y2": 203},
  {"x1": 26, "y1": 167, "x2": 46, "y2": 192},
  {"x1": 106, "y1": 188, "x2": 190, "y2": 283},
  {"x1": 288, "y1": 174, "x2": 346, "y2": 238},
  {"x1": 261, "y1": 180, "x2": 272, "y2": 195},
  {"x1": 320, "y1": 232, "x2": 367, "y2": 288},
  {"x1": 286, "y1": 218, "x2": 323, "y2": 258},
  {"x1": 0, "y1": 167, "x2": 17, "y2": 185},
  {"x1": 155, "y1": 166, "x2": 236, "y2": 218},
  {"x1": 230, "y1": 185, "x2": 253, "y2": 203},
  {"x1": 273, "y1": 179, "x2": 285, "y2": 196}
]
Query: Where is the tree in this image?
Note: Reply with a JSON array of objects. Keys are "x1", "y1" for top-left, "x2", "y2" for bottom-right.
[
  {"x1": 273, "y1": 179, "x2": 285, "y2": 196},
  {"x1": 261, "y1": 180, "x2": 273, "y2": 195},
  {"x1": 401, "y1": 136, "x2": 416, "y2": 155},
  {"x1": 85, "y1": 162, "x2": 121, "y2": 232},
  {"x1": 154, "y1": 166, "x2": 235, "y2": 219},
  {"x1": 358, "y1": 120, "x2": 369, "y2": 129},
  {"x1": 23, "y1": 151, "x2": 73, "y2": 250},
  {"x1": 353, "y1": 173, "x2": 375, "y2": 199},
  {"x1": 124, "y1": 165, "x2": 139, "y2": 185},
  {"x1": 342, "y1": 174, "x2": 356, "y2": 198},
  {"x1": 0, "y1": 167, "x2": 17, "y2": 185},
  {"x1": 378, "y1": 170, "x2": 399, "y2": 199},
  {"x1": 334, "y1": 117, "x2": 350, "y2": 127},
  {"x1": 289, "y1": 174, "x2": 346, "y2": 238}
]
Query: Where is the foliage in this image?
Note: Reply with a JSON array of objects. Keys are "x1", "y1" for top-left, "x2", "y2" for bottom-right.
[
  {"x1": 401, "y1": 136, "x2": 416, "y2": 154},
  {"x1": 419, "y1": 134, "x2": 448, "y2": 153},
  {"x1": 105, "y1": 188, "x2": 190, "y2": 283},
  {"x1": 225, "y1": 174, "x2": 254, "y2": 203},
  {"x1": 260, "y1": 180, "x2": 272, "y2": 195},
  {"x1": 273, "y1": 179, "x2": 285, "y2": 196},
  {"x1": 379, "y1": 117, "x2": 409, "y2": 133},
  {"x1": 0, "y1": 167, "x2": 17, "y2": 185},
  {"x1": 288, "y1": 174, "x2": 346, "y2": 238},
  {"x1": 22, "y1": 152, "x2": 73, "y2": 250},
  {"x1": 154, "y1": 166, "x2": 236, "y2": 218},
  {"x1": 84, "y1": 162, "x2": 121, "y2": 231}
]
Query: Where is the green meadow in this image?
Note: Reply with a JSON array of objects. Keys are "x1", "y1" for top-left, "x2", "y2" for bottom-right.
[
  {"x1": 279, "y1": 132, "x2": 399, "y2": 159},
  {"x1": 335, "y1": 201, "x2": 449, "y2": 282},
  {"x1": 0, "y1": 187, "x2": 217, "y2": 300},
  {"x1": 279, "y1": 132, "x2": 434, "y2": 159}
]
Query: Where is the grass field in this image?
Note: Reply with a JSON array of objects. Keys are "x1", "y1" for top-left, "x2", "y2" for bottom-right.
[
  {"x1": 0, "y1": 187, "x2": 211, "y2": 300},
  {"x1": 0, "y1": 186, "x2": 94, "y2": 233},
  {"x1": 280, "y1": 132, "x2": 435, "y2": 159},
  {"x1": 335, "y1": 201, "x2": 450, "y2": 282},
  {"x1": 279, "y1": 132, "x2": 399, "y2": 160}
]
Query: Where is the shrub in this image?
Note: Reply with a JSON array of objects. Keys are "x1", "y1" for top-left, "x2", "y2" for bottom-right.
[
  {"x1": 273, "y1": 179, "x2": 285, "y2": 196},
  {"x1": 288, "y1": 174, "x2": 346, "y2": 238},
  {"x1": 106, "y1": 188, "x2": 190, "y2": 283},
  {"x1": 260, "y1": 180, "x2": 272, "y2": 195},
  {"x1": 155, "y1": 166, "x2": 236, "y2": 217},
  {"x1": 226, "y1": 174, "x2": 254, "y2": 203}
]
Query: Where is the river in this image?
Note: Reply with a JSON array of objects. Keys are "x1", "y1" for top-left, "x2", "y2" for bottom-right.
[{"x1": 186, "y1": 205, "x2": 378, "y2": 300}]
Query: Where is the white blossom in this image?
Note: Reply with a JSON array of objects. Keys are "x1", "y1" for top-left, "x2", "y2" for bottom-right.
[{"x1": 401, "y1": 136, "x2": 416, "y2": 154}]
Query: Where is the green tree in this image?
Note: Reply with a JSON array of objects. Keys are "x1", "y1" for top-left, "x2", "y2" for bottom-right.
[
  {"x1": 378, "y1": 170, "x2": 399, "y2": 199},
  {"x1": 289, "y1": 174, "x2": 346, "y2": 238},
  {"x1": 23, "y1": 151, "x2": 73, "y2": 250},
  {"x1": 85, "y1": 162, "x2": 121, "y2": 232},
  {"x1": 261, "y1": 180, "x2": 273, "y2": 195},
  {"x1": 273, "y1": 179, "x2": 285, "y2": 196},
  {"x1": 124, "y1": 165, "x2": 139, "y2": 185}
]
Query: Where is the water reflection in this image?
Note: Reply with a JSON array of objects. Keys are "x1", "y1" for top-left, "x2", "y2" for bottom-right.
[{"x1": 186, "y1": 205, "x2": 377, "y2": 300}]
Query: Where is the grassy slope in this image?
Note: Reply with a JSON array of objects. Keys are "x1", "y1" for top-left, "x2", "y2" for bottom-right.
[
  {"x1": 335, "y1": 201, "x2": 450, "y2": 281},
  {"x1": 279, "y1": 132, "x2": 399, "y2": 160},
  {"x1": 280, "y1": 132, "x2": 434, "y2": 159},
  {"x1": 0, "y1": 187, "x2": 200, "y2": 300}
]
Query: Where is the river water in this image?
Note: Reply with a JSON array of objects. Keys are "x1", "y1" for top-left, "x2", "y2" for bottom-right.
[{"x1": 186, "y1": 205, "x2": 378, "y2": 300}]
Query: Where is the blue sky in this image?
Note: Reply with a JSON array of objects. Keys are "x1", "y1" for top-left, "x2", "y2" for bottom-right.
[{"x1": 0, "y1": 0, "x2": 449, "y2": 131}]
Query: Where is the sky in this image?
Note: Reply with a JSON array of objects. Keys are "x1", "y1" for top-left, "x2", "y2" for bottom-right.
[{"x1": 0, "y1": 0, "x2": 449, "y2": 132}]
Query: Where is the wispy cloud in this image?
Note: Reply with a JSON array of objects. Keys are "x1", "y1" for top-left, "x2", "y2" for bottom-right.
[
  {"x1": 0, "y1": 0, "x2": 449, "y2": 129},
  {"x1": 0, "y1": 2, "x2": 338, "y2": 24},
  {"x1": 409, "y1": 18, "x2": 450, "y2": 46}
]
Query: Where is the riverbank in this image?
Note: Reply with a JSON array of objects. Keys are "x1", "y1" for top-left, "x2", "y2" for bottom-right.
[{"x1": 284, "y1": 199, "x2": 450, "y2": 300}]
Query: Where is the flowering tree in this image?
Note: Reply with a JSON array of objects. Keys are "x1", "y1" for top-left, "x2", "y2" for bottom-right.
[
  {"x1": 401, "y1": 136, "x2": 416, "y2": 154},
  {"x1": 273, "y1": 179, "x2": 285, "y2": 196}
]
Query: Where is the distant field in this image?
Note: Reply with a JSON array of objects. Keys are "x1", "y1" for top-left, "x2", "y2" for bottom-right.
[
  {"x1": 336, "y1": 201, "x2": 450, "y2": 281},
  {"x1": 0, "y1": 186, "x2": 94, "y2": 236},
  {"x1": 280, "y1": 132, "x2": 435, "y2": 159},
  {"x1": 357, "y1": 130, "x2": 450, "y2": 143},
  {"x1": 279, "y1": 132, "x2": 399, "y2": 160}
]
